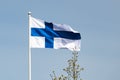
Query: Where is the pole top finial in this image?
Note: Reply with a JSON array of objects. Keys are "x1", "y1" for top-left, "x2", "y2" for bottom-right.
[{"x1": 28, "y1": 12, "x2": 32, "y2": 15}]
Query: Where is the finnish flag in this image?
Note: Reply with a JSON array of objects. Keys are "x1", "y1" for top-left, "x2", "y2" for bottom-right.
[{"x1": 29, "y1": 16, "x2": 81, "y2": 51}]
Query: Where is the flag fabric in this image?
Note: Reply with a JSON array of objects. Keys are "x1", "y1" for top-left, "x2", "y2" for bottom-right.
[{"x1": 29, "y1": 16, "x2": 81, "y2": 51}]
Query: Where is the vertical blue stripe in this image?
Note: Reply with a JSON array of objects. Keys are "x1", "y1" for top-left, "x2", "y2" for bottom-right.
[
  {"x1": 45, "y1": 38, "x2": 53, "y2": 48},
  {"x1": 44, "y1": 22, "x2": 54, "y2": 48}
]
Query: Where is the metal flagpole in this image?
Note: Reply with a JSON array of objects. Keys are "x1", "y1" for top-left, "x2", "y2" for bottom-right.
[{"x1": 28, "y1": 12, "x2": 32, "y2": 80}]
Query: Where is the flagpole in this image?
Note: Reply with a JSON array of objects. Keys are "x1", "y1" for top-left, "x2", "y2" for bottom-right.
[{"x1": 28, "y1": 12, "x2": 32, "y2": 80}]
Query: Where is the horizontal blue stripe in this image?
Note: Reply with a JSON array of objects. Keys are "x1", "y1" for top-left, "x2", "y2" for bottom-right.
[
  {"x1": 31, "y1": 28, "x2": 81, "y2": 40},
  {"x1": 55, "y1": 31, "x2": 81, "y2": 40}
]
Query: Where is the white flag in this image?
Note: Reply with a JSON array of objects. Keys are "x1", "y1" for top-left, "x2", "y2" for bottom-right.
[{"x1": 29, "y1": 16, "x2": 81, "y2": 51}]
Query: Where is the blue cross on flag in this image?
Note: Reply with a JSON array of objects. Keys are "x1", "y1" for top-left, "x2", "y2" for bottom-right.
[{"x1": 29, "y1": 16, "x2": 81, "y2": 51}]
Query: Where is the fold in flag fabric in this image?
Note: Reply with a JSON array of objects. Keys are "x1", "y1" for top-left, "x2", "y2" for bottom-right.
[{"x1": 29, "y1": 16, "x2": 81, "y2": 51}]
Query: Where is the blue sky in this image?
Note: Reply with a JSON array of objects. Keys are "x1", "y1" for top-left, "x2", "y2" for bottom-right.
[{"x1": 0, "y1": 0, "x2": 120, "y2": 80}]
